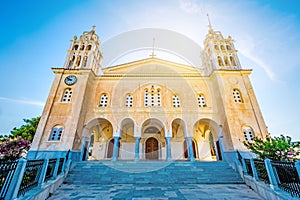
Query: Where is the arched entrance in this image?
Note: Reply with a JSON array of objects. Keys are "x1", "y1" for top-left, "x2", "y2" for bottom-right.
[
  {"x1": 183, "y1": 140, "x2": 196, "y2": 159},
  {"x1": 145, "y1": 137, "x2": 159, "y2": 160},
  {"x1": 193, "y1": 119, "x2": 223, "y2": 161},
  {"x1": 171, "y1": 118, "x2": 186, "y2": 160},
  {"x1": 141, "y1": 118, "x2": 165, "y2": 160},
  {"x1": 119, "y1": 118, "x2": 135, "y2": 160},
  {"x1": 82, "y1": 118, "x2": 114, "y2": 160}
]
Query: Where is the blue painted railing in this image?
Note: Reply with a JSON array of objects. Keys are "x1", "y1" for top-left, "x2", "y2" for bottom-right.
[
  {"x1": 242, "y1": 156, "x2": 300, "y2": 198},
  {"x1": 0, "y1": 155, "x2": 70, "y2": 200}
]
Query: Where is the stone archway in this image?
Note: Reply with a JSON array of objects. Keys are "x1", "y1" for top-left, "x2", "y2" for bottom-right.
[
  {"x1": 193, "y1": 119, "x2": 223, "y2": 161},
  {"x1": 141, "y1": 118, "x2": 166, "y2": 160},
  {"x1": 119, "y1": 118, "x2": 135, "y2": 160},
  {"x1": 145, "y1": 137, "x2": 159, "y2": 160},
  {"x1": 171, "y1": 118, "x2": 186, "y2": 160},
  {"x1": 82, "y1": 118, "x2": 114, "y2": 160}
]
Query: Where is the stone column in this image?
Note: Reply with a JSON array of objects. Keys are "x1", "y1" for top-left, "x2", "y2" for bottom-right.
[
  {"x1": 134, "y1": 137, "x2": 141, "y2": 161},
  {"x1": 112, "y1": 136, "x2": 120, "y2": 161},
  {"x1": 187, "y1": 137, "x2": 195, "y2": 162},
  {"x1": 166, "y1": 137, "x2": 172, "y2": 161}
]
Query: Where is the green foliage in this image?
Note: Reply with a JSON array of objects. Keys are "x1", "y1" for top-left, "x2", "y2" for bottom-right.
[
  {"x1": 244, "y1": 135, "x2": 300, "y2": 161},
  {"x1": 0, "y1": 116, "x2": 40, "y2": 160},
  {"x1": 9, "y1": 116, "x2": 40, "y2": 142}
]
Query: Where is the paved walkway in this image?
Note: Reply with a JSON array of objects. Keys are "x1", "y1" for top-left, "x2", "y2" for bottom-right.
[{"x1": 48, "y1": 183, "x2": 264, "y2": 200}]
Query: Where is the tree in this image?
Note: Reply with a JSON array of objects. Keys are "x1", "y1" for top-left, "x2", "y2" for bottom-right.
[
  {"x1": 244, "y1": 135, "x2": 300, "y2": 161},
  {"x1": 0, "y1": 116, "x2": 40, "y2": 161},
  {"x1": 9, "y1": 116, "x2": 40, "y2": 142}
]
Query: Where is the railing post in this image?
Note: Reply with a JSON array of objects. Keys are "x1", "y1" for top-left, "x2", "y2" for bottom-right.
[
  {"x1": 241, "y1": 158, "x2": 248, "y2": 175},
  {"x1": 61, "y1": 157, "x2": 66, "y2": 174},
  {"x1": 264, "y1": 158, "x2": 279, "y2": 190},
  {"x1": 52, "y1": 158, "x2": 60, "y2": 179},
  {"x1": 38, "y1": 158, "x2": 49, "y2": 187},
  {"x1": 6, "y1": 159, "x2": 27, "y2": 200},
  {"x1": 295, "y1": 160, "x2": 300, "y2": 180},
  {"x1": 250, "y1": 158, "x2": 259, "y2": 181}
]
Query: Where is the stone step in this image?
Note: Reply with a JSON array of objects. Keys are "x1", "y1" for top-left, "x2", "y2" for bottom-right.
[{"x1": 64, "y1": 161, "x2": 243, "y2": 185}]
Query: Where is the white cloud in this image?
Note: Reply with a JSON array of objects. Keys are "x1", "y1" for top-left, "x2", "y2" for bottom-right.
[
  {"x1": 0, "y1": 97, "x2": 44, "y2": 107},
  {"x1": 236, "y1": 35, "x2": 277, "y2": 81},
  {"x1": 179, "y1": 0, "x2": 201, "y2": 14}
]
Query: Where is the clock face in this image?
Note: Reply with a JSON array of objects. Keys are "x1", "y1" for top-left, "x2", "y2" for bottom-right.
[{"x1": 64, "y1": 75, "x2": 77, "y2": 85}]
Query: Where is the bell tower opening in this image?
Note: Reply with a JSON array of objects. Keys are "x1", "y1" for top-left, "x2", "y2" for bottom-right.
[{"x1": 64, "y1": 26, "x2": 103, "y2": 75}]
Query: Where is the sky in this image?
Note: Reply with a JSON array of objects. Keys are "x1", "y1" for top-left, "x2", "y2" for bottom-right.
[{"x1": 0, "y1": 0, "x2": 299, "y2": 141}]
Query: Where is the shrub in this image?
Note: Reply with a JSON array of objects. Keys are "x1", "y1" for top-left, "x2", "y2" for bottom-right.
[
  {"x1": 0, "y1": 137, "x2": 30, "y2": 161},
  {"x1": 244, "y1": 135, "x2": 300, "y2": 161}
]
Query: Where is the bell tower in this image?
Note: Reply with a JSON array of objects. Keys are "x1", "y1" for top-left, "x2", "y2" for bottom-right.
[
  {"x1": 201, "y1": 15, "x2": 241, "y2": 76},
  {"x1": 64, "y1": 26, "x2": 103, "y2": 75}
]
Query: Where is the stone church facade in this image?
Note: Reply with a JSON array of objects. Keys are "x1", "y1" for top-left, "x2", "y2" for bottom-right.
[{"x1": 29, "y1": 26, "x2": 268, "y2": 162}]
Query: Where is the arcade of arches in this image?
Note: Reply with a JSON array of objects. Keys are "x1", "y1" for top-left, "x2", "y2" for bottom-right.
[{"x1": 84, "y1": 118, "x2": 223, "y2": 161}]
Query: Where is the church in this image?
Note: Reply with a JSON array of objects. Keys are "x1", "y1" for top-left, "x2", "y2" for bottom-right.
[{"x1": 28, "y1": 24, "x2": 268, "y2": 162}]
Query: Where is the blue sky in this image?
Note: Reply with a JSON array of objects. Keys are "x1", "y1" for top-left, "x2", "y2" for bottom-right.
[{"x1": 0, "y1": 0, "x2": 299, "y2": 140}]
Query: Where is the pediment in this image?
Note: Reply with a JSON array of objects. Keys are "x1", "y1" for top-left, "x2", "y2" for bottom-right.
[{"x1": 102, "y1": 58, "x2": 202, "y2": 76}]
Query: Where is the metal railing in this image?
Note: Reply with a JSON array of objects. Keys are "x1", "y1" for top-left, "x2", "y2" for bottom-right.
[
  {"x1": 253, "y1": 159, "x2": 270, "y2": 184},
  {"x1": 241, "y1": 157, "x2": 300, "y2": 198},
  {"x1": 57, "y1": 158, "x2": 64, "y2": 175},
  {"x1": 0, "y1": 153, "x2": 70, "y2": 200},
  {"x1": 44, "y1": 158, "x2": 57, "y2": 182},
  {"x1": 0, "y1": 160, "x2": 18, "y2": 199},
  {"x1": 17, "y1": 159, "x2": 44, "y2": 197},
  {"x1": 271, "y1": 161, "x2": 300, "y2": 198},
  {"x1": 244, "y1": 159, "x2": 253, "y2": 177}
]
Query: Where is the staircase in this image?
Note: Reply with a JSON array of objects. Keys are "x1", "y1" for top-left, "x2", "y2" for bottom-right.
[{"x1": 64, "y1": 161, "x2": 243, "y2": 185}]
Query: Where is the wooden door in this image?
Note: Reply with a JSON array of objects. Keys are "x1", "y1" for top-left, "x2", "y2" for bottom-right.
[
  {"x1": 145, "y1": 137, "x2": 158, "y2": 160},
  {"x1": 107, "y1": 139, "x2": 114, "y2": 158}
]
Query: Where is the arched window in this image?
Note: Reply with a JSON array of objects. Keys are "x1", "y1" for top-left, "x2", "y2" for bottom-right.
[
  {"x1": 99, "y1": 94, "x2": 108, "y2": 107},
  {"x1": 49, "y1": 126, "x2": 63, "y2": 141},
  {"x1": 172, "y1": 95, "x2": 180, "y2": 107},
  {"x1": 150, "y1": 86, "x2": 155, "y2": 106},
  {"x1": 243, "y1": 127, "x2": 254, "y2": 142},
  {"x1": 224, "y1": 56, "x2": 230, "y2": 66},
  {"x1": 80, "y1": 45, "x2": 85, "y2": 50},
  {"x1": 220, "y1": 45, "x2": 225, "y2": 50},
  {"x1": 226, "y1": 45, "x2": 231, "y2": 50},
  {"x1": 76, "y1": 56, "x2": 81, "y2": 67},
  {"x1": 125, "y1": 94, "x2": 133, "y2": 107},
  {"x1": 73, "y1": 45, "x2": 78, "y2": 50},
  {"x1": 198, "y1": 94, "x2": 206, "y2": 107},
  {"x1": 214, "y1": 45, "x2": 219, "y2": 50},
  {"x1": 144, "y1": 86, "x2": 161, "y2": 107},
  {"x1": 233, "y1": 89, "x2": 243, "y2": 103},
  {"x1": 144, "y1": 89, "x2": 148, "y2": 107},
  {"x1": 86, "y1": 45, "x2": 92, "y2": 50},
  {"x1": 82, "y1": 56, "x2": 88, "y2": 67},
  {"x1": 68, "y1": 56, "x2": 75, "y2": 67},
  {"x1": 230, "y1": 56, "x2": 236, "y2": 66},
  {"x1": 217, "y1": 56, "x2": 224, "y2": 66},
  {"x1": 157, "y1": 89, "x2": 161, "y2": 106},
  {"x1": 61, "y1": 88, "x2": 72, "y2": 102}
]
